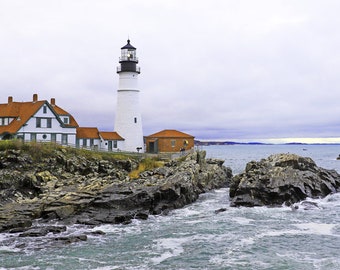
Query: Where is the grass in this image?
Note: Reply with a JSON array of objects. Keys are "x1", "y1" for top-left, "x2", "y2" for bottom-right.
[
  {"x1": 129, "y1": 157, "x2": 165, "y2": 179},
  {"x1": 0, "y1": 140, "x2": 136, "y2": 162},
  {"x1": 0, "y1": 140, "x2": 171, "y2": 178}
]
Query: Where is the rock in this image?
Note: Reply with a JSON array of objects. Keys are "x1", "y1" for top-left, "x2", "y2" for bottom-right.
[
  {"x1": 214, "y1": 208, "x2": 227, "y2": 214},
  {"x1": 230, "y1": 153, "x2": 340, "y2": 207},
  {"x1": 87, "y1": 230, "x2": 106, "y2": 236},
  {"x1": 18, "y1": 226, "x2": 66, "y2": 237},
  {"x1": 42, "y1": 205, "x2": 76, "y2": 220},
  {"x1": 54, "y1": 234, "x2": 87, "y2": 243},
  {"x1": 291, "y1": 200, "x2": 321, "y2": 211},
  {"x1": 0, "y1": 148, "x2": 231, "y2": 232}
]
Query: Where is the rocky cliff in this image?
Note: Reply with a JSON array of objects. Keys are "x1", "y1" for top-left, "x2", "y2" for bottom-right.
[
  {"x1": 230, "y1": 153, "x2": 340, "y2": 207},
  {"x1": 0, "y1": 147, "x2": 231, "y2": 232}
]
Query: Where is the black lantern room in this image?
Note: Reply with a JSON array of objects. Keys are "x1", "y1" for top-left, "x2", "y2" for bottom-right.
[{"x1": 117, "y1": 39, "x2": 140, "y2": 74}]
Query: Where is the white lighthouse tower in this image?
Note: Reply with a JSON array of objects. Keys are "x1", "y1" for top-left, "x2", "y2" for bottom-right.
[{"x1": 115, "y1": 39, "x2": 144, "y2": 152}]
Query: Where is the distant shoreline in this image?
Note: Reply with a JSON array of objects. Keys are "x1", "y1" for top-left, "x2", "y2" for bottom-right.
[{"x1": 195, "y1": 140, "x2": 340, "y2": 146}]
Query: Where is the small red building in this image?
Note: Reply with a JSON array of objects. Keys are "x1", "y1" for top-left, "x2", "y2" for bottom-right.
[{"x1": 144, "y1": 129, "x2": 195, "y2": 153}]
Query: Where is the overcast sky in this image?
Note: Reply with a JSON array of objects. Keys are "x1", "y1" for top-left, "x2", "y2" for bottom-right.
[{"x1": 1, "y1": 0, "x2": 340, "y2": 142}]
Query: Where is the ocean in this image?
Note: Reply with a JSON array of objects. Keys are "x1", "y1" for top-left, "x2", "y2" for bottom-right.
[{"x1": 1, "y1": 144, "x2": 340, "y2": 270}]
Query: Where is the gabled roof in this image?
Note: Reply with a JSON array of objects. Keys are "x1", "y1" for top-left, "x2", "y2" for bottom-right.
[
  {"x1": 145, "y1": 129, "x2": 194, "y2": 138},
  {"x1": 76, "y1": 127, "x2": 100, "y2": 139},
  {"x1": 99, "y1": 131, "x2": 124, "y2": 141},
  {"x1": 0, "y1": 100, "x2": 45, "y2": 134},
  {"x1": 0, "y1": 95, "x2": 79, "y2": 135},
  {"x1": 52, "y1": 104, "x2": 78, "y2": 127}
]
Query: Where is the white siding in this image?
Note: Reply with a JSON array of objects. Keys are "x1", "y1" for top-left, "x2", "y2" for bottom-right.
[
  {"x1": 115, "y1": 72, "x2": 144, "y2": 152},
  {"x1": 16, "y1": 104, "x2": 77, "y2": 146},
  {"x1": 99, "y1": 139, "x2": 125, "y2": 151}
]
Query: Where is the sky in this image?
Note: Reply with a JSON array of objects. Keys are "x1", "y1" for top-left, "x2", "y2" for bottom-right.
[{"x1": 1, "y1": 0, "x2": 340, "y2": 143}]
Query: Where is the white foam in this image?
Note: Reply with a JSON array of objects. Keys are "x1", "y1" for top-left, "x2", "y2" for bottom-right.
[
  {"x1": 231, "y1": 216, "x2": 254, "y2": 225},
  {"x1": 0, "y1": 245, "x2": 21, "y2": 253},
  {"x1": 93, "y1": 223, "x2": 141, "y2": 235},
  {"x1": 150, "y1": 237, "x2": 188, "y2": 264},
  {"x1": 294, "y1": 222, "x2": 337, "y2": 236}
]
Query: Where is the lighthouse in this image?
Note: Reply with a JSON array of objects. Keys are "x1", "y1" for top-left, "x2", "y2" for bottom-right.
[{"x1": 115, "y1": 39, "x2": 144, "y2": 152}]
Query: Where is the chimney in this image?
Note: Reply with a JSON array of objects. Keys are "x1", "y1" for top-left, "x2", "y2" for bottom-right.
[
  {"x1": 50, "y1": 98, "x2": 56, "y2": 106},
  {"x1": 8, "y1": 96, "x2": 13, "y2": 103},
  {"x1": 33, "y1": 94, "x2": 38, "y2": 102}
]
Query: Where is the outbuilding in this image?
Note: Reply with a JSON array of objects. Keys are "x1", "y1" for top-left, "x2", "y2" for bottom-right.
[{"x1": 144, "y1": 129, "x2": 195, "y2": 153}]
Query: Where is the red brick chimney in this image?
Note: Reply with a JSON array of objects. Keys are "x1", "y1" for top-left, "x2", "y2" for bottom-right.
[
  {"x1": 33, "y1": 94, "x2": 38, "y2": 102},
  {"x1": 50, "y1": 98, "x2": 56, "y2": 106},
  {"x1": 8, "y1": 96, "x2": 13, "y2": 103}
]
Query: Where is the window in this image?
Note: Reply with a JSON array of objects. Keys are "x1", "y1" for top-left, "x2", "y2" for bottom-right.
[
  {"x1": 171, "y1": 140, "x2": 176, "y2": 147},
  {"x1": 63, "y1": 117, "x2": 69, "y2": 124},
  {"x1": 31, "y1": 133, "x2": 36, "y2": 141},
  {"x1": 83, "y1": 139, "x2": 87, "y2": 147},
  {"x1": 36, "y1": 118, "x2": 41, "y2": 128},
  {"x1": 51, "y1": 134, "x2": 56, "y2": 142},
  {"x1": 76, "y1": 139, "x2": 80, "y2": 148},
  {"x1": 61, "y1": 134, "x2": 68, "y2": 145},
  {"x1": 47, "y1": 118, "x2": 52, "y2": 128},
  {"x1": 42, "y1": 134, "x2": 47, "y2": 139},
  {"x1": 43, "y1": 105, "x2": 47, "y2": 114},
  {"x1": 134, "y1": 117, "x2": 137, "y2": 123},
  {"x1": 113, "y1": 140, "x2": 117, "y2": 148},
  {"x1": 90, "y1": 139, "x2": 94, "y2": 147}
]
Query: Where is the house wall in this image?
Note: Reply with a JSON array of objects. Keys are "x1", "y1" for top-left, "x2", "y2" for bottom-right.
[
  {"x1": 99, "y1": 140, "x2": 125, "y2": 151},
  {"x1": 16, "y1": 104, "x2": 77, "y2": 145},
  {"x1": 146, "y1": 137, "x2": 194, "y2": 153},
  {"x1": 76, "y1": 138, "x2": 101, "y2": 150}
]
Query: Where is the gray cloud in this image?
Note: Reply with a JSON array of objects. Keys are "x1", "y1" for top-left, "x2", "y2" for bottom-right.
[{"x1": 1, "y1": 0, "x2": 340, "y2": 142}]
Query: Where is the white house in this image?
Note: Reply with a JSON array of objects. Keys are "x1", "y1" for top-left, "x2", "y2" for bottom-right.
[
  {"x1": 0, "y1": 94, "x2": 78, "y2": 146},
  {"x1": 0, "y1": 94, "x2": 125, "y2": 152},
  {"x1": 76, "y1": 127, "x2": 125, "y2": 151}
]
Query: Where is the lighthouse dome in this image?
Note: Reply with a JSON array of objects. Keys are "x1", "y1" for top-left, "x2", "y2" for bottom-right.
[{"x1": 121, "y1": 39, "x2": 136, "y2": 50}]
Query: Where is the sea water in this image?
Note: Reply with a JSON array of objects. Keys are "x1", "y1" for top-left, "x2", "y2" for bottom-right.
[{"x1": 1, "y1": 144, "x2": 340, "y2": 270}]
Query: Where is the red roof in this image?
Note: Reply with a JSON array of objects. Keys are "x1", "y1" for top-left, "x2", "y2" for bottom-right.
[
  {"x1": 52, "y1": 104, "x2": 78, "y2": 127},
  {"x1": 100, "y1": 131, "x2": 124, "y2": 141},
  {"x1": 76, "y1": 127, "x2": 99, "y2": 139},
  {"x1": 0, "y1": 95, "x2": 78, "y2": 135},
  {"x1": 0, "y1": 100, "x2": 45, "y2": 134},
  {"x1": 145, "y1": 129, "x2": 194, "y2": 138}
]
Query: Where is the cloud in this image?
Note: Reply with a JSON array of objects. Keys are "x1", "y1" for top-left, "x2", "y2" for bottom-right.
[{"x1": 1, "y1": 0, "x2": 340, "y2": 141}]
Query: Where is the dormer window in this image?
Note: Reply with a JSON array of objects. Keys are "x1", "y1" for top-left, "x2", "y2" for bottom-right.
[
  {"x1": 43, "y1": 105, "x2": 47, "y2": 114},
  {"x1": 63, "y1": 117, "x2": 69, "y2": 124}
]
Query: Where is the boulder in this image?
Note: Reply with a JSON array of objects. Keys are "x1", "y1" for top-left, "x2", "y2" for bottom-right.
[{"x1": 230, "y1": 153, "x2": 340, "y2": 207}]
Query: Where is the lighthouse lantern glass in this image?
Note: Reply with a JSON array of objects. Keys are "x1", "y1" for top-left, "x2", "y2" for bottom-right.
[{"x1": 121, "y1": 49, "x2": 136, "y2": 61}]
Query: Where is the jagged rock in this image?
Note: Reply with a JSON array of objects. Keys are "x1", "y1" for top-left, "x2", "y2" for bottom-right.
[
  {"x1": 18, "y1": 225, "x2": 67, "y2": 237},
  {"x1": 214, "y1": 208, "x2": 227, "y2": 214},
  {"x1": 54, "y1": 234, "x2": 87, "y2": 243},
  {"x1": 230, "y1": 153, "x2": 340, "y2": 207},
  {"x1": 0, "y1": 149, "x2": 231, "y2": 232}
]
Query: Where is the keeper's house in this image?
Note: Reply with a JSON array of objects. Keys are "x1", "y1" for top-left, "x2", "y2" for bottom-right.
[
  {"x1": 0, "y1": 94, "x2": 124, "y2": 151},
  {"x1": 144, "y1": 129, "x2": 195, "y2": 153}
]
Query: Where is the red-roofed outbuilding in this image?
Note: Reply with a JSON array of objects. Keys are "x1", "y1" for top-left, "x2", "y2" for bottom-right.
[{"x1": 144, "y1": 129, "x2": 195, "y2": 153}]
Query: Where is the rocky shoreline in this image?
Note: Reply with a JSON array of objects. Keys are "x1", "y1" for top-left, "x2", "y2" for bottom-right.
[
  {"x1": 229, "y1": 153, "x2": 340, "y2": 207},
  {"x1": 0, "y1": 148, "x2": 231, "y2": 234},
  {"x1": 2, "y1": 146, "x2": 340, "y2": 246}
]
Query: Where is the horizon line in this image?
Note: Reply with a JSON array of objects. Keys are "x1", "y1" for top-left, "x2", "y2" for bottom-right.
[{"x1": 195, "y1": 137, "x2": 340, "y2": 144}]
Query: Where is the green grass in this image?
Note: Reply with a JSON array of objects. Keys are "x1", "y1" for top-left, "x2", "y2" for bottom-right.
[{"x1": 0, "y1": 140, "x2": 136, "y2": 162}]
